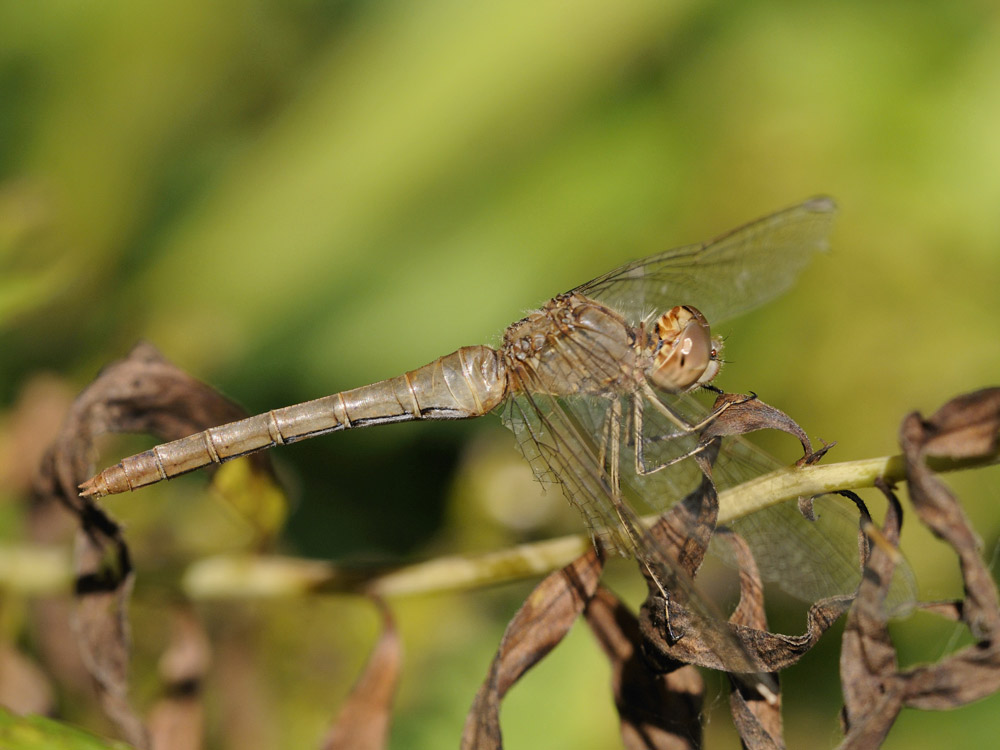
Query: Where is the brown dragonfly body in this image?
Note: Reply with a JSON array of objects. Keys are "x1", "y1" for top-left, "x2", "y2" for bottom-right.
[
  {"x1": 81, "y1": 293, "x2": 711, "y2": 499},
  {"x1": 83, "y1": 196, "x2": 920, "y2": 682},
  {"x1": 83, "y1": 198, "x2": 883, "y2": 621}
]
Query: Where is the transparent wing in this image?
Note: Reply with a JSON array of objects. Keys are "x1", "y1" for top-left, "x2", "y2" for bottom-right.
[
  {"x1": 578, "y1": 385, "x2": 918, "y2": 609},
  {"x1": 500, "y1": 382, "x2": 766, "y2": 677},
  {"x1": 573, "y1": 196, "x2": 836, "y2": 326},
  {"x1": 513, "y1": 374, "x2": 916, "y2": 608},
  {"x1": 502, "y1": 390, "x2": 634, "y2": 556}
]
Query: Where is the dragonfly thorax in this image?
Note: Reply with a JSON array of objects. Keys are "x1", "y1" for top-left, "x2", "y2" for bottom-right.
[
  {"x1": 501, "y1": 293, "x2": 637, "y2": 397},
  {"x1": 647, "y1": 305, "x2": 721, "y2": 393}
]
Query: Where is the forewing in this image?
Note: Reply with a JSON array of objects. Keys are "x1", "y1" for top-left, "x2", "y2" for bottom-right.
[{"x1": 574, "y1": 196, "x2": 836, "y2": 325}]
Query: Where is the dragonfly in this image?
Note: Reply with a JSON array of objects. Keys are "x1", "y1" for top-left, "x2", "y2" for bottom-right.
[{"x1": 82, "y1": 196, "x2": 896, "y2": 654}]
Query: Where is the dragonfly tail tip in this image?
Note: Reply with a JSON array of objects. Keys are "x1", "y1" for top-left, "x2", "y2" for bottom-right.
[{"x1": 78, "y1": 477, "x2": 105, "y2": 499}]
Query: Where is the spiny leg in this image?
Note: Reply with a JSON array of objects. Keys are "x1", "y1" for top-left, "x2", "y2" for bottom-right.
[
  {"x1": 633, "y1": 392, "x2": 713, "y2": 477},
  {"x1": 633, "y1": 383, "x2": 755, "y2": 477},
  {"x1": 641, "y1": 382, "x2": 752, "y2": 433}
]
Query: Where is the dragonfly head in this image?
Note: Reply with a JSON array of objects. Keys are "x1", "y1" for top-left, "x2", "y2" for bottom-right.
[{"x1": 649, "y1": 305, "x2": 722, "y2": 392}]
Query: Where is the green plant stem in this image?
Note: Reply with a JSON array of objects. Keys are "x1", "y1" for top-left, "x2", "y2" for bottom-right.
[
  {"x1": 3, "y1": 450, "x2": 995, "y2": 599},
  {"x1": 181, "y1": 448, "x2": 996, "y2": 599}
]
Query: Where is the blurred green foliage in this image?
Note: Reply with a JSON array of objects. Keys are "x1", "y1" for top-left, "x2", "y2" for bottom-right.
[
  {"x1": 0, "y1": 707, "x2": 131, "y2": 750},
  {"x1": 1, "y1": 0, "x2": 999, "y2": 748}
]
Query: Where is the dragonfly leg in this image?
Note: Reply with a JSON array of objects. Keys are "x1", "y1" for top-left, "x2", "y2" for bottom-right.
[
  {"x1": 605, "y1": 398, "x2": 623, "y2": 507},
  {"x1": 640, "y1": 382, "x2": 753, "y2": 433},
  {"x1": 633, "y1": 383, "x2": 758, "y2": 476},
  {"x1": 597, "y1": 398, "x2": 613, "y2": 476},
  {"x1": 633, "y1": 386, "x2": 717, "y2": 477},
  {"x1": 632, "y1": 393, "x2": 715, "y2": 477},
  {"x1": 602, "y1": 397, "x2": 678, "y2": 605}
]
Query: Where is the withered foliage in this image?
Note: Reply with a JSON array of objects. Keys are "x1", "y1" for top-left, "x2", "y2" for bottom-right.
[
  {"x1": 585, "y1": 585, "x2": 704, "y2": 750},
  {"x1": 28, "y1": 343, "x2": 275, "y2": 749},
  {"x1": 838, "y1": 389, "x2": 1000, "y2": 748},
  {"x1": 462, "y1": 547, "x2": 604, "y2": 749},
  {"x1": 10, "y1": 342, "x2": 1000, "y2": 749}
]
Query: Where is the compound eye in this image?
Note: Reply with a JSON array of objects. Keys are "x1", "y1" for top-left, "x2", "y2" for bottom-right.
[{"x1": 648, "y1": 306, "x2": 717, "y2": 392}]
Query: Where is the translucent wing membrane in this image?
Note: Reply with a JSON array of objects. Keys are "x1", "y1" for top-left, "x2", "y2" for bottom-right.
[
  {"x1": 574, "y1": 197, "x2": 836, "y2": 326},
  {"x1": 506, "y1": 377, "x2": 917, "y2": 608},
  {"x1": 503, "y1": 392, "x2": 634, "y2": 555},
  {"x1": 501, "y1": 377, "x2": 767, "y2": 678},
  {"x1": 566, "y1": 390, "x2": 707, "y2": 520},
  {"x1": 665, "y1": 401, "x2": 918, "y2": 609}
]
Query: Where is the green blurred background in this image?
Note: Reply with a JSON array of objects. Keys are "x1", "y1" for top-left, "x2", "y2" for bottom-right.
[{"x1": 1, "y1": 0, "x2": 998, "y2": 747}]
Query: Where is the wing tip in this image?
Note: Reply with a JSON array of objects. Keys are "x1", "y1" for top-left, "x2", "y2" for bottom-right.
[{"x1": 802, "y1": 195, "x2": 838, "y2": 214}]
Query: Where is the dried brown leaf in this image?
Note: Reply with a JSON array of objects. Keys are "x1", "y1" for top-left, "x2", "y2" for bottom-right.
[
  {"x1": 838, "y1": 388, "x2": 1000, "y2": 747},
  {"x1": 638, "y1": 397, "x2": 853, "y2": 678},
  {"x1": 901, "y1": 388, "x2": 1000, "y2": 636},
  {"x1": 26, "y1": 596, "x2": 92, "y2": 698},
  {"x1": 642, "y1": 585, "x2": 851, "y2": 674},
  {"x1": 838, "y1": 482, "x2": 904, "y2": 747},
  {"x1": 909, "y1": 387, "x2": 1000, "y2": 461},
  {"x1": 700, "y1": 393, "x2": 818, "y2": 461},
  {"x1": 31, "y1": 342, "x2": 274, "y2": 748},
  {"x1": 721, "y1": 529, "x2": 768, "y2": 633},
  {"x1": 461, "y1": 548, "x2": 604, "y2": 750},
  {"x1": 40, "y1": 467, "x2": 147, "y2": 748},
  {"x1": 322, "y1": 598, "x2": 401, "y2": 750},
  {"x1": 719, "y1": 530, "x2": 783, "y2": 750},
  {"x1": 639, "y1": 481, "x2": 773, "y2": 680},
  {"x1": 645, "y1": 478, "x2": 719, "y2": 590},
  {"x1": 729, "y1": 688, "x2": 784, "y2": 750},
  {"x1": 836, "y1": 689, "x2": 905, "y2": 750},
  {"x1": 896, "y1": 388, "x2": 1000, "y2": 708},
  {"x1": 631, "y1": 392, "x2": 856, "y2": 718},
  {"x1": 584, "y1": 586, "x2": 703, "y2": 750}
]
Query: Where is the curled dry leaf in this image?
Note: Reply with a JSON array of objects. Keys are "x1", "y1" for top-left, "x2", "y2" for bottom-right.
[
  {"x1": 642, "y1": 577, "x2": 852, "y2": 675},
  {"x1": 645, "y1": 477, "x2": 719, "y2": 597},
  {"x1": 699, "y1": 393, "x2": 815, "y2": 460},
  {"x1": 461, "y1": 547, "x2": 604, "y2": 750},
  {"x1": 901, "y1": 388, "x2": 1000, "y2": 637},
  {"x1": 584, "y1": 585, "x2": 703, "y2": 750},
  {"x1": 719, "y1": 529, "x2": 782, "y2": 750},
  {"x1": 839, "y1": 388, "x2": 1000, "y2": 748},
  {"x1": 32, "y1": 342, "x2": 275, "y2": 748},
  {"x1": 322, "y1": 598, "x2": 401, "y2": 750},
  {"x1": 639, "y1": 394, "x2": 854, "y2": 678},
  {"x1": 895, "y1": 388, "x2": 1000, "y2": 706},
  {"x1": 36, "y1": 443, "x2": 145, "y2": 747},
  {"x1": 638, "y1": 479, "x2": 762, "y2": 676},
  {"x1": 838, "y1": 480, "x2": 906, "y2": 748}
]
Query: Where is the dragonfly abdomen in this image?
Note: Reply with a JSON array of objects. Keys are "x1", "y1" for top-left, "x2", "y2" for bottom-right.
[{"x1": 79, "y1": 346, "x2": 507, "y2": 498}]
